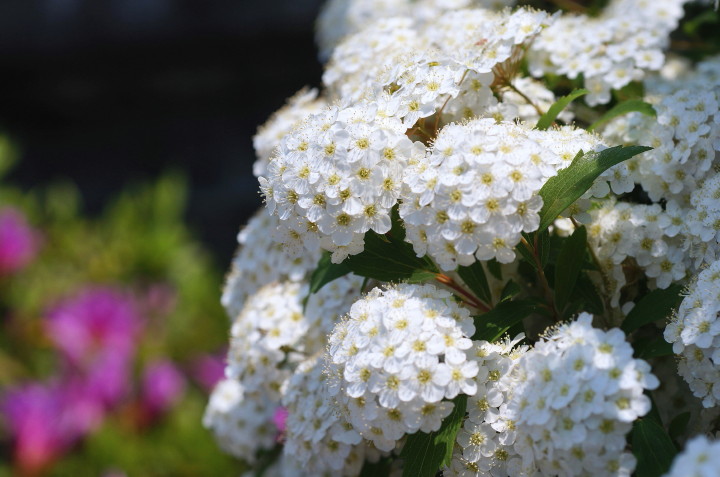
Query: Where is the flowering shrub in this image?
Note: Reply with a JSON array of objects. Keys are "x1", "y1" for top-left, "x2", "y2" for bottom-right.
[
  {"x1": 0, "y1": 156, "x2": 235, "y2": 475},
  {"x1": 208, "y1": 0, "x2": 720, "y2": 476}
]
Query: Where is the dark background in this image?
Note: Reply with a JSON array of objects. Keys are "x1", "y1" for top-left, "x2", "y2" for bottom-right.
[{"x1": 0, "y1": 0, "x2": 325, "y2": 265}]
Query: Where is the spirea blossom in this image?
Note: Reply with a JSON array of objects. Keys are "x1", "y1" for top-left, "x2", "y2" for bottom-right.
[
  {"x1": 400, "y1": 118, "x2": 604, "y2": 270},
  {"x1": 326, "y1": 283, "x2": 476, "y2": 451},
  {"x1": 587, "y1": 199, "x2": 690, "y2": 307},
  {"x1": 226, "y1": 281, "x2": 309, "y2": 400},
  {"x1": 260, "y1": 102, "x2": 425, "y2": 263},
  {"x1": 493, "y1": 314, "x2": 658, "y2": 476},
  {"x1": 282, "y1": 356, "x2": 366, "y2": 476},
  {"x1": 253, "y1": 88, "x2": 327, "y2": 178},
  {"x1": 665, "y1": 259, "x2": 720, "y2": 407},
  {"x1": 664, "y1": 435, "x2": 720, "y2": 477},
  {"x1": 222, "y1": 208, "x2": 320, "y2": 319},
  {"x1": 529, "y1": 0, "x2": 687, "y2": 105},
  {"x1": 446, "y1": 335, "x2": 529, "y2": 477},
  {"x1": 203, "y1": 379, "x2": 278, "y2": 463}
]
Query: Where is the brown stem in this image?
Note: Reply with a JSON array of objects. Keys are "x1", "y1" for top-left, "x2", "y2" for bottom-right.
[
  {"x1": 435, "y1": 273, "x2": 491, "y2": 313},
  {"x1": 506, "y1": 82, "x2": 545, "y2": 117}
]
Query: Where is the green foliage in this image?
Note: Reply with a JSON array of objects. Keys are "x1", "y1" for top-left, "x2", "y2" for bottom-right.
[
  {"x1": 632, "y1": 418, "x2": 677, "y2": 477},
  {"x1": 400, "y1": 395, "x2": 467, "y2": 477},
  {"x1": 457, "y1": 261, "x2": 493, "y2": 305},
  {"x1": 307, "y1": 252, "x2": 352, "y2": 296},
  {"x1": 588, "y1": 99, "x2": 656, "y2": 131},
  {"x1": 343, "y1": 230, "x2": 438, "y2": 283},
  {"x1": 535, "y1": 89, "x2": 589, "y2": 130},
  {"x1": 473, "y1": 299, "x2": 542, "y2": 342},
  {"x1": 554, "y1": 226, "x2": 587, "y2": 315},
  {"x1": 0, "y1": 160, "x2": 236, "y2": 475},
  {"x1": 537, "y1": 145, "x2": 652, "y2": 231},
  {"x1": 621, "y1": 285, "x2": 684, "y2": 334}
]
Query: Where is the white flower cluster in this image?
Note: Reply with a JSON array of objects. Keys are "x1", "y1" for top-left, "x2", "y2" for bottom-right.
[
  {"x1": 315, "y1": 0, "x2": 515, "y2": 61},
  {"x1": 324, "y1": 8, "x2": 552, "y2": 122},
  {"x1": 664, "y1": 435, "x2": 720, "y2": 477},
  {"x1": 446, "y1": 336, "x2": 529, "y2": 476},
  {"x1": 686, "y1": 172, "x2": 720, "y2": 267},
  {"x1": 221, "y1": 209, "x2": 320, "y2": 319},
  {"x1": 400, "y1": 119, "x2": 604, "y2": 270},
  {"x1": 227, "y1": 281, "x2": 309, "y2": 400},
  {"x1": 602, "y1": 64, "x2": 720, "y2": 204},
  {"x1": 282, "y1": 356, "x2": 366, "y2": 476},
  {"x1": 203, "y1": 379, "x2": 278, "y2": 462},
  {"x1": 665, "y1": 260, "x2": 720, "y2": 408},
  {"x1": 326, "y1": 283, "x2": 477, "y2": 451},
  {"x1": 253, "y1": 88, "x2": 326, "y2": 178},
  {"x1": 587, "y1": 200, "x2": 689, "y2": 306},
  {"x1": 529, "y1": 0, "x2": 687, "y2": 105},
  {"x1": 493, "y1": 314, "x2": 658, "y2": 476},
  {"x1": 227, "y1": 274, "x2": 364, "y2": 401},
  {"x1": 260, "y1": 102, "x2": 424, "y2": 263}
]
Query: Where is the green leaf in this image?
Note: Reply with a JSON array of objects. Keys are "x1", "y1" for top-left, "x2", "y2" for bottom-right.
[
  {"x1": 633, "y1": 336, "x2": 674, "y2": 359},
  {"x1": 535, "y1": 89, "x2": 589, "y2": 130},
  {"x1": 668, "y1": 412, "x2": 691, "y2": 441},
  {"x1": 515, "y1": 235, "x2": 537, "y2": 270},
  {"x1": 359, "y1": 458, "x2": 392, "y2": 477},
  {"x1": 344, "y1": 231, "x2": 438, "y2": 283},
  {"x1": 401, "y1": 395, "x2": 467, "y2": 477},
  {"x1": 308, "y1": 252, "x2": 352, "y2": 296},
  {"x1": 539, "y1": 230, "x2": 551, "y2": 268},
  {"x1": 487, "y1": 259, "x2": 502, "y2": 280},
  {"x1": 621, "y1": 284, "x2": 684, "y2": 334},
  {"x1": 554, "y1": 226, "x2": 587, "y2": 314},
  {"x1": 473, "y1": 299, "x2": 539, "y2": 342},
  {"x1": 573, "y1": 273, "x2": 605, "y2": 315},
  {"x1": 457, "y1": 262, "x2": 493, "y2": 305},
  {"x1": 588, "y1": 100, "x2": 656, "y2": 131},
  {"x1": 500, "y1": 280, "x2": 522, "y2": 303},
  {"x1": 537, "y1": 145, "x2": 652, "y2": 231},
  {"x1": 632, "y1": 418, "x2": 677, "y2": 477}
]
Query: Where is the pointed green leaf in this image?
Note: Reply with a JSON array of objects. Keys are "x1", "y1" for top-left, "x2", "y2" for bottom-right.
[
  {"x1": 621, "y1": 284, "x2": 684, "y2": 334},
  {"x1": 668, "y1": 412, "x2": 691, "y2": 441},
  {"x1": 473, "y1": 299, "x2": 540, "y2": 342},
  {"x1": 588, "y1": 99, "x2": 656, "y2": 131},
  {"x1": 344, "y1": 231, "x2": 438, "y2": 283},
  {"x1": 633, "y1": 336, "x2": 674, "y2": 359},
  {"x1": 487, "y1": 259, "x2": 502, "y2": 280},
  {"x1": 554, "y1": 226, "x2": 587, "y2": 313},
  {"x1": 535, "y1": 89, "x2": 589, "y2": 130},
  {"x1": 401, "y1": 395, "x2": 467, "y2": 477},
  {"x1": 632, "y1": 418, "x2": 677, "y2": 477},
  {"x1": 308, "y1": 252, "x2": 352, "y2": 296},
  {"x1": 573, "y1": 273, "x2": 605, "y2": 315},
  {"x1": 457, "y1": 262, "x2": 493, "y2": 305},
  {"x1": 500, "y1": 280, "x2": 522, "y2": 303},
  {"x1": 537, "y1": 145, "x2": 652, "y2": 231}
]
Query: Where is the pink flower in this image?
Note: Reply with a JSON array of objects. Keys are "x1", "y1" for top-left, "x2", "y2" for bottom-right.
[
  {"x1": 140, "y1": 360, "x2": 186, "y2": 417},
  {"x1": 190, "y1": 352, "x2": 225, "y2": 393},
  {"x1": 272, "y1": 406, "x2": 289, "y2": 435},
  {"x1": 46, "y1": 287, "x2": 142, "y2": 406},
  {"x1": 0, "y1": 207, "x2": 39, "y2": 276},
  {"x1": 1, "y1": 380, "x2": 104, "y2": 475}
]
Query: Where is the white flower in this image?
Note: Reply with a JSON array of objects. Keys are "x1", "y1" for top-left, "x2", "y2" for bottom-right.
[{"x1": 325, "y1": 283, "x2": 475, "y2": 451}]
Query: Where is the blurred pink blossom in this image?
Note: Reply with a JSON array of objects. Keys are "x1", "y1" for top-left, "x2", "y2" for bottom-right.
[
  {"x1": 140, "y1": 360, "x2": 186, "y2": 417},
  {"x1": 272, "y1": 406, "x2": 288, "y2": 435},
  {"x1": 45, "y1": 287, "x2": 142, "y2": 406},
  {"x1": 190, "y1": 352, "x2": 225, "y2": 392},
  {"x1": 0, "y1": 207, "x2": 39, "y2": 276},
  {"x1": 1, "y1": 380, "x2": 104, "y2": 475}
]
